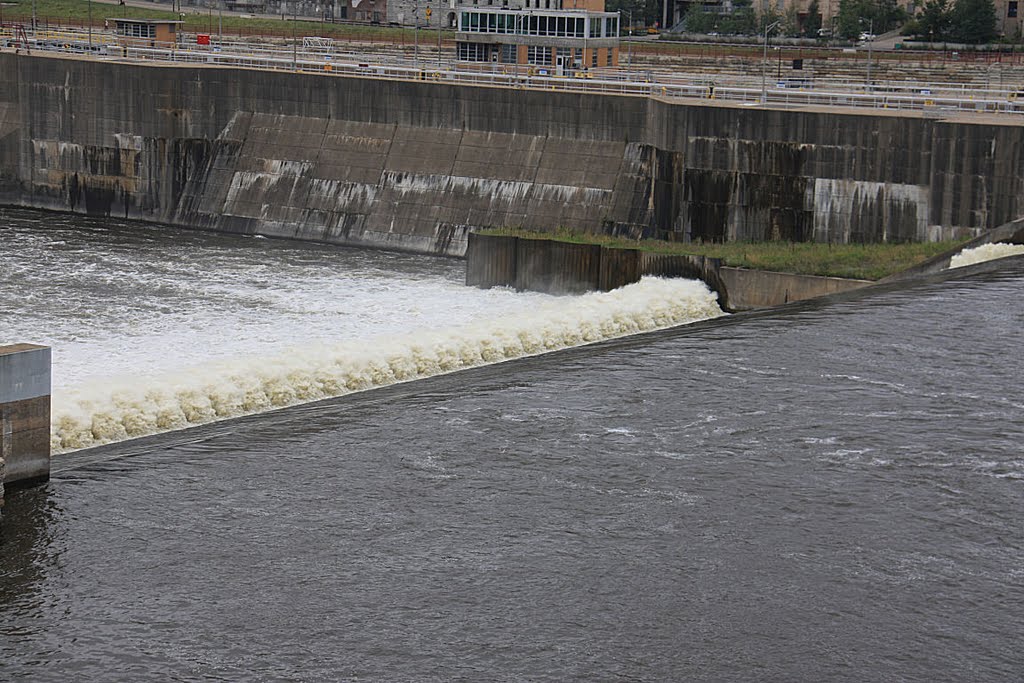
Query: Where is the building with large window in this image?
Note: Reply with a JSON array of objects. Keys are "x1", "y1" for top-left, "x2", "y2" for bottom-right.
[{"x1": 455, "y1": 5, "x2": 620, "y2": 71}]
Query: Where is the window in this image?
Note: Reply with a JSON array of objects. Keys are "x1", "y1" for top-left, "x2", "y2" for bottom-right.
[
  {"x1": 527, "y1": 45, "x2": 552, "y2": 65},
  {"x1": 557, "y1": 47, "x2": 572, "y2": 63},
  {"x1": 118, "y1": 23, "x2": 157, "y2": 38},
  {"x1": 591, "y1": 49, "x2": 598, "y2": 67},
  {"x1": 1010, "y1": 1, "x2": 1018, "y2": 16},
  {"x1": 604, "y1": 16, "x2": 618, "y2": 37},
  {"x1": 606, "y1": 49, "x2": 613, "y2": 66},
  {"x1": 457, "y1": 42, "x2": 489, "y2": 61},
  {"x1": 500, "y1": 44, "x2": 517, "y2": 63}
]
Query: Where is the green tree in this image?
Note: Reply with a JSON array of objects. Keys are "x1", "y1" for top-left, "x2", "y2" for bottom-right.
[
  {"x1": 836, "y1": 0, "x2": 907, "y2": 38},
  {"x1": 683, "y1": 4, "x2": 718, "y2": 33},
  {"x1": 605, "y1": 0, "x2": 662, "y2": 30},
  {"x1": 782, "y1": 5, "x2": 802, "y2": 36},
  {"x1": 949, "y1": 0, "x2": 997, "y2": 42},
  {"x1": 914, "y1": 0, "x2": 952, "y2": 40},
  {"x1": 720, "y1": 0, "x2": 757, "y2": 34},
  {"x1": 804, "y1": 0, "x2": 823, "y2": 37}
]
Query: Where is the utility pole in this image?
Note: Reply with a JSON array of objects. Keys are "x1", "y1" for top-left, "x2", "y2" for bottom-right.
[
  {"x1": 866, "y1": 18, "x2": 874, "y2": 89},
  {"x1": 414, "y1": 1, "x2": 420, "y2": 71},
  {"x1": 627, "y1": 9, "x2": 632, "y2": 69},
  {"x1": 88, "y1": 0, "x2": 92, "y2": 48},
  {"x1": 436, "y1": 1, "x2": 442, "y2": 70},
  {"x1": 760, "y1": 20, "x2": 780, "y2": 104}
]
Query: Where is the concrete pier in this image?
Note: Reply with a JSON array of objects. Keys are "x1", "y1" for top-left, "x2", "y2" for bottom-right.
[{"x1": 0, "y1": 344, "x2": 51, "y2": 508}]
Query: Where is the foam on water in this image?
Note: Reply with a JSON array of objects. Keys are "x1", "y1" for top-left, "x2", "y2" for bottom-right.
[
  {"x1": 949, "y1": 242, "x2": 1024, "y2": 269},
  {"x1": 51, "y1": 277, "x2": 724, "y2": 453}
]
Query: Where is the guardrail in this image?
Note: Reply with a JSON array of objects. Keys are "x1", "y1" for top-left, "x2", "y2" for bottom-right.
[{"x1": 6, "y1": 30, "x2": 1024, "y2": 117}]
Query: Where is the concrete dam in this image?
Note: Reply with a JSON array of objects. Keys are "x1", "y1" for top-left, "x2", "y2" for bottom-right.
[{"x1": 2, "y1": 53, "x2": 1023, "y2": 255}]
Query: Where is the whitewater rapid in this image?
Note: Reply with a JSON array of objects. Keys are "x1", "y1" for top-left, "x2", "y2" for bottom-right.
[
  {"x1": 51, "y1": 277, "x2": 724, "y2": 453},
  {"x1": 950, "y1": 242, "x2": 1024, "y2": 269}
]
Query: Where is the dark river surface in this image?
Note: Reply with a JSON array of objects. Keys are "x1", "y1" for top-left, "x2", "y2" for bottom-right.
[{"x1": 2, "y1": 214, "x2": 1023, "y2": 681}]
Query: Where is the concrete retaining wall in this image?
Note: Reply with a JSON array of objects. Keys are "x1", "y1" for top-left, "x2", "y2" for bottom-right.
[
  {"x1": 466, "y1": 233, "x2": 869, "y2": 310},
  {"x1": 0, "y1": 344, "x2": 51, "y2": 501},
  {"x1": 2, "y1": 54, "x2": 1024, "y2": 254},
  {"x1": 718, "y1": 267, "x2": 870, "y2": 310}
]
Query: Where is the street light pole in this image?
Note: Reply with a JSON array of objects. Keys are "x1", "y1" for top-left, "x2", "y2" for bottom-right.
[
  {"x1": 628, "y1": 10, "x2": 633, "y2": 69},
  {"x1": 88, "y1": 0, "x2": 92, "y2": 48},
  {"x1": 761, "y1": 20, "x2": 780, "y2": 104},
  {"x1": 866, "y1": 18, "x2": 874, "y2": 89}
]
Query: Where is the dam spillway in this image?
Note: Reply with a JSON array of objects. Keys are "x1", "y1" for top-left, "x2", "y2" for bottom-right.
[
  {"x1": 2, "y1": 53, "x2": 1023, "y2": 253},
  {"x1": 0, "y1": 208, "x2": 723, "y2": 454}
]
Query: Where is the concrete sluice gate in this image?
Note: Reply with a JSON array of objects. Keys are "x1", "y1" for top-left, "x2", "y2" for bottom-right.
[{"x1": 48, "y1": 278, "x2": 723, "y2": 454}]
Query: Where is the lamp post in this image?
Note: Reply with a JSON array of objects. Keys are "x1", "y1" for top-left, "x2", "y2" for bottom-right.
[
  {"x1": 862, "y1": 17, "x2": 874, "y2": 89},
  {"x1": 760, "y1": 20, "x2": 780, "y2": 104},
  {"x1": 628, "y1": 9, "x2": 633, "y2": 69},
  {"x1": 88, "y1": 0, "x2": 92, "y2": 48}
]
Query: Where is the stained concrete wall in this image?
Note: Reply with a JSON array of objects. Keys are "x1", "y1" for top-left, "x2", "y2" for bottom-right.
[
  {"x1": 717, "y1": 268, "x2": 870, "y2": 310},
  {"x1": 2, "y1": 54, "x2": 1023, "y2": 255},
  {"x1": 0, "y1": 344, "x2": 51, "y2": 491},
  {"x1": 466, "y1": 233, "x2": 869, "y2": 309}
]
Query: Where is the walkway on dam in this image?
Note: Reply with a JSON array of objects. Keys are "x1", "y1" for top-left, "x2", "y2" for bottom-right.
[{"x1": 4, "y1": 16, "x2": 1024, "y2": 119}]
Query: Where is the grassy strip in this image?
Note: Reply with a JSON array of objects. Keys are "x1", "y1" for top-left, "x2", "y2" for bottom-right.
[
  {"x1": 478, "y1": 227, "x2": 965, "y2": 280},
  {"x1": 1, "y1": 0, "x2": 419, "y2": 41}
]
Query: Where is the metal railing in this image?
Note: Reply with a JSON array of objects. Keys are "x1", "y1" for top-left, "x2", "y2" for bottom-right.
[{"x1": 6, "y1": 28, "x2": 1024, "y2": 117}]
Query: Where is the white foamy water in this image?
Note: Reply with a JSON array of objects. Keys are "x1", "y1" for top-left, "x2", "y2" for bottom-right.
[
  {"x1": 51, "y1": 278, "x2": 723, "y2": 452},
  {"x1": 0, "y1": 209, "x2": 724, "y2": 454},
  {"x1": 949, "y1": 242, "x2": 1024, "y2": 269}
]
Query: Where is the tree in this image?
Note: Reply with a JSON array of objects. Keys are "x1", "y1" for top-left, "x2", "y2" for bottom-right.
[
  {"x1": 719, "y1": 0, "x2": 757, "y2": 35},
  {"x1": 782, "y1": 5, "x2": 802, "y2": 36},
  {"x1": 683, "y1": 4, "x2": 718, "y2": 33},
  {"x1": 915, "y1": 0, "x2": 952, "y2": 40},
  {"x1": 835, "y1": 0, "x2": 908, "y2": 39},
  {"x1": 804, "y1": 0, "x2": 823, "y2": 37},
  {"x1": 949, "y1": 0, "x2": 997, "y2": 42},
  {"x1": 605, "y1": 0, "x2": 662, "y2": 30}
]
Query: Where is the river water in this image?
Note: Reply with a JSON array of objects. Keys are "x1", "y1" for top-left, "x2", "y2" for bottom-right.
[{"x1": 1, "y1": 208, "x2": 1023, "y2": 681}]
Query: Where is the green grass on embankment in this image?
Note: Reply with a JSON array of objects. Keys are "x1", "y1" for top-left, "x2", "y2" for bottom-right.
[
  {"x1": 1, "y1": 0, "x2": 420, "y2": 42},
  {"x1": 478, "y1": 228, "x2": 967, "y2": 281}
]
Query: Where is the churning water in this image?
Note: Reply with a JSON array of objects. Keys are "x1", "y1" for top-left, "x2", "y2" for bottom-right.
[
  {"x1": 2, "y1": 208, "x2": 1023, "y2": 681},
  {"x1": 0, "y1": 208, "x2": 723, "y2": 452},
  {"x1": 950, "y1": 242, "x2": 1024, "y2": 268}
]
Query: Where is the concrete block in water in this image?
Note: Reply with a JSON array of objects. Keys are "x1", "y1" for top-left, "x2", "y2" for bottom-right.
[{"x1": 0, "y1": 344, "x2": 51, "y2": 490}]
